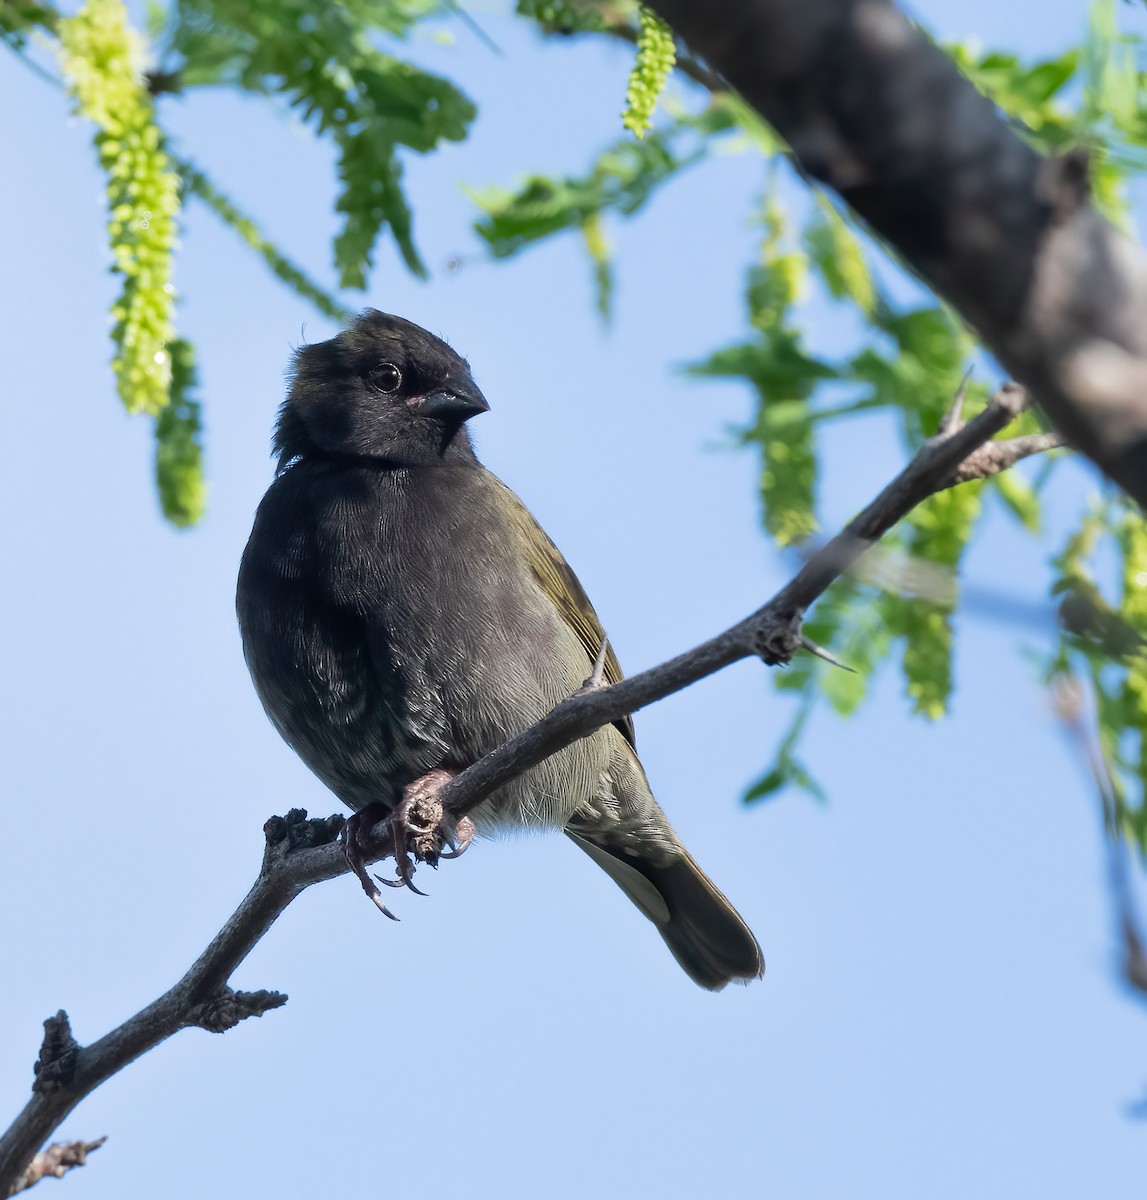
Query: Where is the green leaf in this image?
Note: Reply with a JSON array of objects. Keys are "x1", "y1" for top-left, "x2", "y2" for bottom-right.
[
  {"x1": 710, "y1": 91, "x2": 784, "y2": 156},
  {"x1": 743, "y1": 766, "x2": 788, "y2": 804},
  {"x1": 691, "y1": 330, "x2": 835, "y2": 548},
  {"x1": 335, "y1": 128, "x2": 425, "y2": 284},
  {"x1": 158, "y1": 0, "x2": 475, "y2": 287},
  {"x1": 804, "y1": 199, "x2": 877, "y2": 315},
  {"x1": 743, "y1": 701, "x2": 825, "y2": 805},
  {"x1": 849, "y1": 306, "x2": 979, "y2": 443},
  {"x1": 757, "y1": 398, "x2": 818, "y2": 545},
  {"x1": 153, "y1": 339, "x2": 206, "y2": 527},
  {"x1": 177, "y1": 156, "x2": 353, "y2": 323},
  {"x1": 580, "y1": 210, "x2": 614, "y2": 321},
  {"x1": 0, "y1": 1, "x2": 56, "y2": 43},
  {"x1": 883, "y1": 483, "x2": 985, "y2": 719},
  {"x1": 991, "y1": 469, "x2": 1042, "y2": 532},
  {"x1": 470, "y1": 130, "x2": 693, "y2": 258},
  {"x1": 515, "y1": 0, "x2": 610, "y2": 34},
  {"x1": 950, "y1": 42, "x2": 1081, "y2": 145}
]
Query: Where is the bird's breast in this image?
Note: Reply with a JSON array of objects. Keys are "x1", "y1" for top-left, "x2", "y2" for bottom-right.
[{"x1": 237, "y1": 459, "x2": 603, "y2": 826}]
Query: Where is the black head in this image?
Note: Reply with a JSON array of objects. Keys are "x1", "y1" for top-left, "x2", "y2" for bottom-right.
[{"x1": 273, "y1": 310, "x2": 489, "y2": 470}]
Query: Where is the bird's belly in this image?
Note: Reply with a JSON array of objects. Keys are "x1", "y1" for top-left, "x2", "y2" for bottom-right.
[
  {"x1": 239, "y1": 473, "x2": 612, "y2": 825},
  {"x1": 244, "y1": 613, "x2": 451, "y2": 813}
]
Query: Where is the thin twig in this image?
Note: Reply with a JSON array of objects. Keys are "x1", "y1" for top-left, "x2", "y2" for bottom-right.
[
  {"x1": 0, "y1": 381, "x2": 1048, "y2": 1194},
  {"x1": 945, "y1": 432, "x2": 1064, "y2": 486},
  {"x1": 0, "y1": 813, "x2": 342, "y2": 1193},
  {"x1": 9, "y1": 1138, "x2": 106, "y2": 1196},
  {"x1": 433, "y1": 382, "x2": 1034, "y2": 823}
]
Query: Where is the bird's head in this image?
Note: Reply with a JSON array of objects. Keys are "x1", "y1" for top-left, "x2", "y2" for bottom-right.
[{"x1": 274, "y1": 310, "x2": 489, "y2": 470}]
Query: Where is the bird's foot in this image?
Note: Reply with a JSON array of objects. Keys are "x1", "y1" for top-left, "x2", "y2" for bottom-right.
[
  {"x1": 340, "y1": 802, "x2": 401, "y2": 920},
  {"x1": 390, "y1": 769, "x2": 475, "y2": 886},
  {"x1": 339, "y1": 772, "x2": 476, "y2": 917}
]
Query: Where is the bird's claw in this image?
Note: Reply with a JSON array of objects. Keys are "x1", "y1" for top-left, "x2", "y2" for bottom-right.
[
  {"x1": 437, "y1": 820, "x2": 475, "y2": 860},
  {"x1": 340, "y1": 804, "x2": 402, "y2": 920},
  {"x1": 341, "y1": 770, "x2": 472, "y2": 914}
]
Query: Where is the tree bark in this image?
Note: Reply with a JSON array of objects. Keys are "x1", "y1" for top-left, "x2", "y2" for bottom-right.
[{"x1": 646, "y1": 0, "x2": 1147, "y2": 507}]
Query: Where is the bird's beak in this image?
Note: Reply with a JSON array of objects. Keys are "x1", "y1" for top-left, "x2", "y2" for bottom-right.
[{"x1": 420, "y1": 382, "x2": 490, "y2": 422}]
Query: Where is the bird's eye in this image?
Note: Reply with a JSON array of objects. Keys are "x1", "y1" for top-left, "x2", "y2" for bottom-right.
[{"x1": 367, "y1": 362, "x2": 402, "y2": 394}]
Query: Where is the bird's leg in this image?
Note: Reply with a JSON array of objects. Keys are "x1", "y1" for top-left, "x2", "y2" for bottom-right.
[
  {"x1": 339, "y1": 802, "x2": 401, "y2": 921},
  {"x1": 577, "y1": 636, "x2": 611, "y2": 693},
  {"x1": 390, "y1": 767, "x2": 475, "y2": 882}
]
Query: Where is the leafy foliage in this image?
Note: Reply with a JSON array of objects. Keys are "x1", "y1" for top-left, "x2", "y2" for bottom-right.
[
  {"x1": 175, "y1": 157, "x2": 354, "y2": 324},
  {"x1": 0, "y1": 1, "x2": 55, "y2": 48},
  {"x1": 890, "y1": 482, "x2": 985, "y2": 719},
  {"x1": 1052, "y1": 500, "x2": 1147, "y2": 852},
  {"x1": 19, "y1": 0, "x2": 477, "y2": 525},
  {"x1": 468, "y1": 2, "x2": 1147, "y2": 829},
  {"x1": 14, "y1": 0, "x2": 1147, "y2": 861},
  {"x1": 691, "y1": 192, "x2": 831, "y2": 547},
  {"x1": 743, "y1": 698, "x2": 825, "y2": 805},
  {"x1": 469, "y1": 105, "x2": 728, "y2": 303},
  {"x1": 515, "y1": 0, "x2": 610, "y2": 36},
  {"x1": 804, "y1": 198, "x2": 877, "y2": 316},
  {"x1": 153, "y1": 0, "x2": 475, "y2": 285},
  {"x1": 470, "y1": 116, "x2": 707, "y2": 257},
  {"x1": 154, "y1": 339, "x2": 206, "y2": 527}
]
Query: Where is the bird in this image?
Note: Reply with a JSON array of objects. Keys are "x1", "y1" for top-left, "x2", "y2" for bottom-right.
[{"x1": 236, "y1": 310, "x2": 764, "y2": 990}]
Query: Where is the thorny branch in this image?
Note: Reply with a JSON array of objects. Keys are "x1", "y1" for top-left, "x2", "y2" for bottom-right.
[
  {"x1": 0, "y1": 383, "x2": 1049, "y2": 1196},
  {"x1": 436, "y1": 383, "x2": 1035, "y2": 821}
]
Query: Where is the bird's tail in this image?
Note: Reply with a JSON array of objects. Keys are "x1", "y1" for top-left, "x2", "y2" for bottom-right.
[{"x1": 566, "y1": 830, "x2": 764, "y2": 991}]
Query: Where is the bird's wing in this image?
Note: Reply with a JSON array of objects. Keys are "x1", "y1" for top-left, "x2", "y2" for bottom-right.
[{"x1": 496, "y1": 480, "x2": 636, "y2": 748}]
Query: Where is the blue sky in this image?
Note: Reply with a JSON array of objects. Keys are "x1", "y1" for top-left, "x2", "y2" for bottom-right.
[{"x1": 1, "y1": 2, "x2": 1145, "y2": 1197}]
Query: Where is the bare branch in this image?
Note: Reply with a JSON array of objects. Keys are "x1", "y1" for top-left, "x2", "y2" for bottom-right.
[
  {"x1": 645, "y1": 0, "x2": 1147, "y2": 508},
  {"x1": 0, "y1": 382, "x2": 1037, "y2": 1193},
  {"x1": 9, "y1": 1138, "x2": 106, "y2": 1196},
  {"x1": 944, "y1": 432, "x2": 1064, "y2": 486},
  {"x1": 0, "y1": 812, "x2": 346, "y2": 1195}
]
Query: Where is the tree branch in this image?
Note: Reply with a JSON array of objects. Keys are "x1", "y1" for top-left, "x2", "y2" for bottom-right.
[
  {"x1": 944, "y1": 431, "x2": 1063, "y2": 487},
  {"x1": 644, "y1": 0, "x2": 1147, "y2": 509},
  {"x1": 9, "y1": 1138, "x2": 105, "y2": 1196},
  {"x1": 438, "y1": 382, "x2": 1033, "y2": 820},
  {"x1": 0, "y1": 382, "x2": 1045, "y2": 1195},
  {"x1": 0, "y1": 813, "x2": 342, "y2": 1195}
]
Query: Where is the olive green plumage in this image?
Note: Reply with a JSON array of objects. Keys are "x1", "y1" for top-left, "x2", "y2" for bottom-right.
[{"x1": 237, "y1": 309, "x2": 763, "y2": 989}]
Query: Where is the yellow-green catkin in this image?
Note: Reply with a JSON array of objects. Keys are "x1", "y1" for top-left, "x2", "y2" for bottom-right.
[
  {"x1": 1122, "y1": 512, "x2": 1147, "y2": 716},
  {"x1": 59, "y1": 0, "x2": 180, "y2": 415},
  {"x1": 622, "y1": 9, "x2": 676, "y2": 139}
]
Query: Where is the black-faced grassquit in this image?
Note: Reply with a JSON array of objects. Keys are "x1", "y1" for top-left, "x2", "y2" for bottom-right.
[{"x1": 237, "y1": 311, "x2": 763, "y2": 989}]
